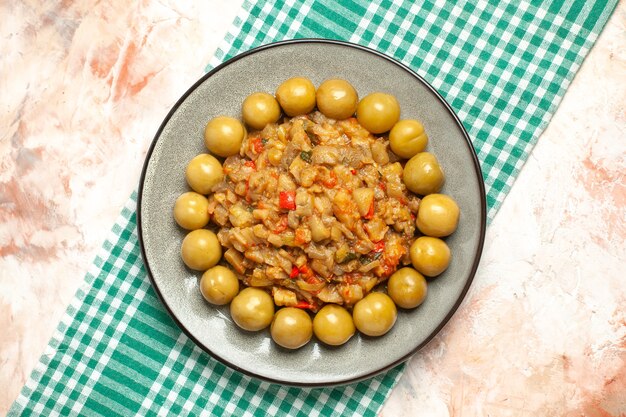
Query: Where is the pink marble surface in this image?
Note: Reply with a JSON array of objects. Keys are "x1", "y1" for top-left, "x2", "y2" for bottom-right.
[{"x1": 0, "y1": 1, "x2": 624, "y2": 416}]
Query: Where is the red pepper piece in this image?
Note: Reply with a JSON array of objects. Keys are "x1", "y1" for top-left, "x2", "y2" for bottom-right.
[
  {"x1": 323, "y1": 171, "x2": 338, "y2": 188},
  {"x1": 252, "y1": 137, "x2": 264, "y2": 153},
  {"x1": 244, "y1": 160, "x2": 256, "y2": 169},
  {"x1": 294, "y1": 301, "x2": 313, "y2": 310},
  {"x1": 351, "y1": 169, "x2": 357, "y2": 175},
  {"x1": 279, "y1": 190, "x2": 296, "y2": 210},
  {"x1": 289, "y1": 266, "x2": 299, "y2": 279},
  {"x1": 373, "y1": 241, "x2": 385, "y2": 253}
]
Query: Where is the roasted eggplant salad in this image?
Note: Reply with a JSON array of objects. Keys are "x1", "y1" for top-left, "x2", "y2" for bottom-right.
[{"x1": 174, "y1": 77, "x2": 460, "y2": 349}]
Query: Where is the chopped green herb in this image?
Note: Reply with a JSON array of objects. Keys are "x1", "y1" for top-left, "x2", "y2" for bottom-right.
[
  {"x1": 372, "y1": 252, "x2": 383, "y2": 260},
  {"x1": 341, "y1": 252, "x2": 357, "y2": 263},
  {"x1": 359, "y1": 256, "x2": 370, "y2": 264},
  {"x1": 300, "y1": 150, "x2": 312, "y2": 163},
  {"x1": 261, "y1": 138, "x2": 268, "y2": 145}
]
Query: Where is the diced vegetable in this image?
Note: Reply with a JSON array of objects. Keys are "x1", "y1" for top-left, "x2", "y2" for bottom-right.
[
  {"x1": 294, "y1": 300, "x2": 315, "y2": 310},
  {"x1": 273, "y1": 287, "x2": 297, "y2": 306},
  {"x1": 323, "y1": 170, "x2": 338, "y2": 188},
  {"x1": 332, "y1": 189, "x2": 359, "y2": 230},
  {"x1": 296, "y1": 280, "x2": 326, "y2": 292},
  {"x1": 279, "y1": 191, "x2": 296, "y2": 210},
  {"x1": 272, "y1": 216, "x2": 289, "y2": 233},
  {"x1": 309, "y1": 215, "x2": 330, "y2": 242},
  {"x1": 353, "y1": 188, "x2": 375, "y2": 217},
  {"x1": 371, "y1": 141, "x2": 389, "y2": 165},
  {"x1": 364, "y1": 218, "x2": 388, "y2": 242},
  {"x1": 290, "y1": 266, "x2": 299, "y2": 278},
  {"x1": 224, "y1": 248, "x2": 246, "y2": 274},
  {"x1": 252, "y1": 137, "x2": 264, "y2": 153},
  {"x1": 294, "y1": 227, "x2": 312, "y2": 245}
]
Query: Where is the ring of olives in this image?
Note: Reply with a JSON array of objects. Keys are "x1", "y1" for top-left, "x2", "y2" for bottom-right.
[{"x1": 172, "y1": 76, "x2": 462, "y2": 350}]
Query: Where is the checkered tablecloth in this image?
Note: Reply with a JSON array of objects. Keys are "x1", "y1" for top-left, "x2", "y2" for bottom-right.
[{"x1": 9, "y1": 0, "x2": 617, "y2": 416}]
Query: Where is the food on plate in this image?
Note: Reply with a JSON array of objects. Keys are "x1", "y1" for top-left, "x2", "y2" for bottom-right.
[
  {"x1": 270, "y1": 307, "x2": 313, "y2": 349},
  {"x1": 174, "y1": 76, "x2": 462, "y2": 348},
  {"x1": 212, "y1": 111, "x2": 420, "y2": 311},
  {"x1": 242, "y1": 92, "x2": 281, "y2": 130},
  {"x1": 313, "y1": 304, "x2": 355, "y2": 346},
  {"x1": 387, "y1": 267, "x2": 427, "y2": 309},
  {"x1": 416, "y1": 194, "x2": 459, "y2": 237},
  {"x1": 389, "y1": 119, "x2": 428, "y2": 159},
  {"x1": 181, "y1": 229, "x2": 222, "y2": 271},
  {"x1": 409, "y1": 236, "x2": 450, "y2": 277},
  {"x1": 352, "y1": 292, "x2": 397, "y2": 336},
  {"x1": 276, "y1": 77, "x2": 317, "y2": 117},
  {"x1": 173, "y1": 192, "x2": 210, "y2": 230},
  {"x1": 185, "y1": 153, "x2": 224, "y2": 195},
  {"x1": 356, "y1": 92, "x2": 400, "y2": 134},
  {"x1": 230, "y1": 287, "x2": 275, "y2": 331},
  {"x1": 316, "y1": 79, "x2": 359, "y2": 120},
  {"x1": 402, "y1": 152, "x2": 444, "y2": 196},
  {"x1": 204, "y1": 116, "x2": 246, "y2": 157},
  {"x1": 200, "y1": 265, "x2": 239, "y2": 305}
]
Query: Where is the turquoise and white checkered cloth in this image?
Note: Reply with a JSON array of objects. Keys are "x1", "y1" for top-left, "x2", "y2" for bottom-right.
[{"x1": 9, "y1": 1, "x2": 617, "y2": 416}]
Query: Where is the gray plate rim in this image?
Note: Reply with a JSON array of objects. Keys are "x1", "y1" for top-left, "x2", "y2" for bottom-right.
[{"x1": 137, "y1": 38, "x2": 487, "y2": 387}]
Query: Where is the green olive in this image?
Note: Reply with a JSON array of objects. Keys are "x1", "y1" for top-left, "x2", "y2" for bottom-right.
[
  {"x1": 387, "y1": 267, "x2": 427, "y2": 309},
  {"x1": 242, "y1": 92, "x2": 281, "y2": 130},
  {"x1": 402, "y1": 152, "x2": 444, "y2": 195},
  {"x1": 200, "y1": 266, "x2": 239, "y2": 305},
  {"x1": 389, "y1": 119, "x2": 428, "y2": 159},
  {"x1": 270, "y1": 307, "x2": 313, "y2": 349},
  {"x1": 204, "y1": 116, "x2": 246, "y2": 157},
  {"x1": 416, "y1": 194, "x2": 460, "y2": 237},
  {"x1": 313, "y1": 304, "x2": 355, "y2": 346},
  {"x1": 230, "y1": 288, "x2": 274, "y2": 331},
  {"x1": 173, "y1": 192, "x2": 209, "y2": 230},
  {"x1": 409, "y1": 236, "x2": 451, "y2": 277},
  {"x1": 356, "y1": 92, "x2": 400, "y2": 134},
  {"x1": 185, "y1": 153, "x2": 224, "y2": 195},
  {"x1": 275, "y1": 77, "x2": 316, "y2": 117},
  {"x1": 316, "y1": 79, "x2": 358, "y2": 120},
  {"x1": 352, "y1": 292, "x2": 397, "y2": 337},
  {"x1": 181, "y1": 229, "x2": 222, "y2": 271}
]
